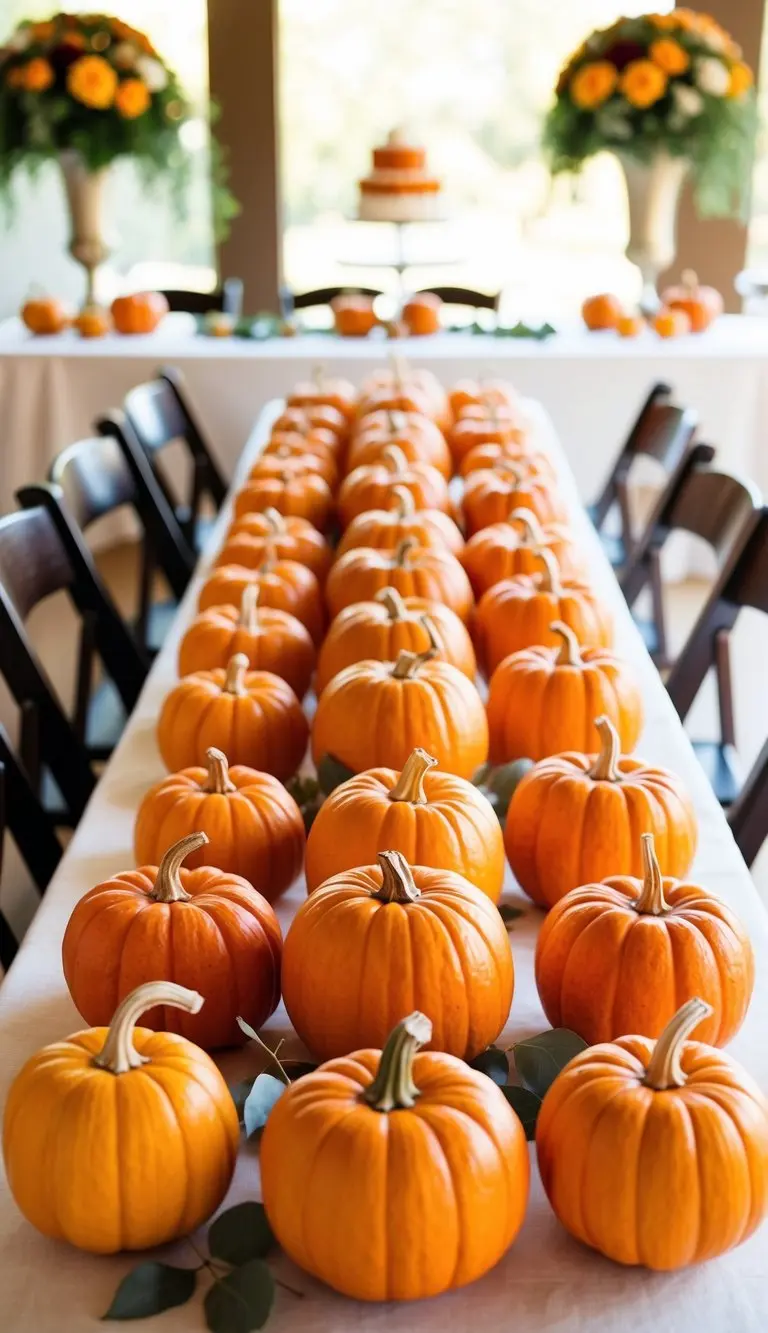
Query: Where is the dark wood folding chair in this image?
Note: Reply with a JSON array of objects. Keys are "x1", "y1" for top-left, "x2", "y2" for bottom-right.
[
  {"x1": 666, "y1": 504, "x2": 768, "y2": 810},
  {"x1": 0, "y1": 726, "x2": 63, "y2": 972},
  {"x1": 284, "y1": 286, "x2": 384, "y2": 314},
  {"x1": 415, "y1": 286, "x2": 501, "y2": 312},
  {"x1": 589, "y1": 383, "x2": 698, "y2": 573},
  {"x1": 161, "y1": 277, "x2": 243, "y2": 316},
  {"x1": 728, "y1": 737, "x2": 768, "y2": 868}
]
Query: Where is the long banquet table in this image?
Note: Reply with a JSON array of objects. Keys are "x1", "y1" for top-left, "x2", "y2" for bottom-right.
[{"x1": 1, "y1": 397, "x2": 767, "y2": 1332}]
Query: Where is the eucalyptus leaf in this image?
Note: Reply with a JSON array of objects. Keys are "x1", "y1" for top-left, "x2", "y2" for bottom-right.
[
  {"x1": 512, "y1": 1029, "x2": 588, "y2": 1100},
  {"x1": 499, "y1": 904, "x2": 525, "y2": 927},
  {"x1": 243, "y1": 1073, "x2": 286, "y2": 1138},
  {"x1": 487, "y1": 759, "x2": 535, "y2": 816},
  {"x1": 502, "y1": 1086, "x2": 542, "y2": 1140},
  {"x1": 468, "y1": 1046, "x2": 509, "y2": 1086},
  {"x1": 209, "y1": 1203, "x2": 274, "y2": 1266},
  {"x1": 102, "y1": 1262, "x2": 196, "y2": 1321},
  {"x1": 204, "y1": 1259, "x2": 275, "y2": 1333},
  {"x1": 471, "y1": 762, "x2": 492, "y2": 788},
  {"x1": 316, "y1": 753, "x2": 355, "y2": 795}
]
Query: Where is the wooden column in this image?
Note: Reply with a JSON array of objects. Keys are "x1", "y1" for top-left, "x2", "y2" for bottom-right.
[
  {"x1": 207, "y1": 0, "x2": 282, "y2": 310},
  {"x1": 671, "y1": 0, "x2": 765, "y2": 309}
]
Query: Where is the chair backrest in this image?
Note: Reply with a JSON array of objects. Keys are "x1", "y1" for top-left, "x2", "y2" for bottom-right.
[
  {"x1": 286, "y1": 286, "x2": 384, "y2": 312},
  {"x1": 49, "y1": 434, "x2": 137, "y2": 530},
  {"x1": 0, "y1": 729, "x2": 62, "y2": 972},
  {"x1": 161, "y1": 278, "x2": 243, "y2": 316},
  {"x1": 416, "y1": 286, "x2": 501, "y2": 312},
  {"x1": 591, "y1": 381, "x2": 674, "y2": 528}
]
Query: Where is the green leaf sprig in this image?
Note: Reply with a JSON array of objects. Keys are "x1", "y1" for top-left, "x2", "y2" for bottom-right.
[{"x1": 470, "y1": 1028, "x2": 588, "y2": 1140}]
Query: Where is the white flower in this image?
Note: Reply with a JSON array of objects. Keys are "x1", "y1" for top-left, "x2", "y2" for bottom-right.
[
  {"x1": 7, "y1": 27, "x2": 31, "y2": 52},
  {"x1": 695, "y1": 57, "x2": 730, "y2": 97},
  {"x1": 701, "y1": 29, "x2": 729, "y2": 56},
  {"x1": 672, "y1": 83, "x2": 705, "y2": 119},
  {"x1": 112, "y1": 41, "x2": 137, "y2": 69},
  {"x1": 136, "y1": 55, "x2": 168, "y2": 92}
]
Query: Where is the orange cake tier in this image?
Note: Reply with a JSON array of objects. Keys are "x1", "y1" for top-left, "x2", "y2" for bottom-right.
[{"x1": 358, "y1": 129, "x2": 442, "y2": 222}]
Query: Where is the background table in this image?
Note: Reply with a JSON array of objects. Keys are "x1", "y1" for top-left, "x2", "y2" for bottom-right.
[{"x1": 1, "y1": 398, "x2": 767, "y2": 1332}]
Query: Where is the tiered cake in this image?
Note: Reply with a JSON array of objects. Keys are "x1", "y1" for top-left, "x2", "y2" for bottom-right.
[{"x1": 358, "y1": 129, "x2": 442, "y2": 222}]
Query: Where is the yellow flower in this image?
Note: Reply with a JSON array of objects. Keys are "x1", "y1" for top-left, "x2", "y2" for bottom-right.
[
  {"x1": 728, "y1": 61, "x2": 753, "y2": 98},
  {"x1": 30, "y1": 21, "x2": 55, "y2": 42},
  {"x1": 649, "y1": 39, "x2": 690, "y2": 76},
  {"x1": 620, "y1": 59, "x2": 668, "y2": 109},
  {"x1": 570, "y1": 61, "x2": 618, "y2": 111},
  {"x1": 24, "y1": 56, "x2": 54, "y2": 92},
  {"x1": 115, "y1": 77, "x2": 150, "y2": 119},
  {"x1": 67, "y1": 54, "x2": 117, "y2": 109}
]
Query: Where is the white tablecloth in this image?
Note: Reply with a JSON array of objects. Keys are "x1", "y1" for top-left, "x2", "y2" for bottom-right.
[{"x1": 0, "y1": 398, "x2": 767, "y2": 1332}]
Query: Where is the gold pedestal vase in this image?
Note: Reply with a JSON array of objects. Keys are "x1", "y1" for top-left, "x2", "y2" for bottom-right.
[{"x1": 58, "y1": 151, "x2": 112, "y2": 305}]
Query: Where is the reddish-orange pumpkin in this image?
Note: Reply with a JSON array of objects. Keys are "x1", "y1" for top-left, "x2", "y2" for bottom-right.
[
  {"x1": 661, "y1": 269, "x2": 723, "y2": 334},
  {"x1": 21, "y1": 295, "x2": 71, "y2": 335},
  {"x1": 336, "y1": 485, "x2": 463, "y2": 558},
  {"x1": 338, "y1": 445, "x2": 450, "y2": 528},
  {"x1": 157, "y1": 653, "x2": 308, "y2": 780},
  {"x1": 220, "y1": 508, "x2": 333, "y2": 584},
  {"x1": 62, "y1": 831, "x2": 282, "y2": 1049},
  {"x1": 504, "y1": 715, "x2": 698, "y2": 909},
  {"x1": 462, "y1": 508, "x2": 583, "y2": 596},
  {"x1": 198, "y1": 558, "x2": 325, "y2": 644},
  {"x1": 233, "y1": 468, "x2": 333, "y2": 532},
  {"x1": 535, "y1": 832, "x2": 754, "y2": 1046},
  {"x1": 463, "y1": 460, "x2": 568, "y2": 534},
  {"x1": 345, "y1": 413, "x2": 452, "y2": 479},
  {"x1": 581, "y1": 292, "x2": 622, "y2": 331},
  {"x1": 486, "y1": 620, "x2": 643, "y2": 763},
  {"x1": 178, "y1": 585, "x2": 315, "y2": 698},
  {"x1": 402, "y1": 292, "x2": 442, "y2": 336},
  {"x1": 331, "y1": 293, "x2": 378, "y2": 337},
  {"x1": 326, "y1": 537, "x2": 474, "y2": 622},
  {"x1": 110, "y1": 291, "x2": 168, "y2": 335}
]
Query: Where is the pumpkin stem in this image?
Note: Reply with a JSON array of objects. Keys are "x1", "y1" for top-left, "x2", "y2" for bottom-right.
[
  {"x1": 311, "y1": 363, "x2": 325, "y2": 390},
  {"x1": 550, "y1": 620, "x2": 582, "y2": 666},
  {"x1": 534, "y1": 546, "x2": 562, "y2": 596},
  {"x1": 588, "y1": 715, "x2": 622, "y2": 782},
  {"x1": 681, "y1": 269, "x2": 698, "y2": 293},
  {"x1": 374, "y1": 850, "x2": 422, "y2": 902},
  {"x1": 93, "y1": 981, "x2": 204, "y2": 1076},
  {"x1": 382, "y1": 444, "x2": 408, "y2": 474},
  {"x1": 634, "y1": 833, "x2": 669, "y2": 915},
  {"x1": 151, "y1": 832, "x2": 208, "y2": 903},
  {"x1": 643, "y1": 997, "x2": 713, "y2": 1091},
  {"x1": 387, "y1": 408, "x2": 400, "y2": 435},
  {"x1": 391, "y1": 484, "x2": 416, "y2": 518},
  {"x1": 204, "y1": 747, "x2": 236, "y2": 795},
  {"x1": 238, "y1": 583, "x2": 260, "y2": 633},
  {"x1": 363, "y1": 1010, "x2": 432, "y2": 1112},
  {"x1": 224, "y1": 652, "x2": 250, "y2": 695},
  {"x1": 262, "y1": 507, "x2": 285, "y2": 534},
  {"x1": 375, "y1": 586, "x2": 408, "y2": 620},
  {"x1": 389, "y1": 748, "x2": 438, "y2": 804},
  {"x1": 393, "y1": 536, "x2": 417, "y2": 567},
  {"x1": 496, "y1": 457, "x2": 524, "y2": 482},
  {"x1": 391, "y1": 616, "x2": 438, "y2": 679},
  {"x1": 508, "y1": 507, "x2": 543, "y2": 543}
]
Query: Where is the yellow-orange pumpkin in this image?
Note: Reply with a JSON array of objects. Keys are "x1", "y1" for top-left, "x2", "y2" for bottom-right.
[
  {"x1": 326, "y1": 537, "x2": 473, "y2": 622},
  {"x1": 178, "y1": 585, "x2": 315, "y2": 697},
  {"x1": 233, "y1": 469, "x2": 333, "y2": 532},
  {"x1": 463, "y1": 460, "x2": 568, "y2": 534},
  {"x1": 220, "y1": 508, "x2": 332, "y2": 584},
  {"x1": 462, "y1": 507, "x2": 583, "y2": 597},
  {"x1": 198, "y1": 559, "x2": 325, "y2": 644},
  {"x1": 336, "y1": 484, "x2": 463, "y2": 557},
  {"x1": 338, "y1": 445, "x2": 450, "y2": 528}
]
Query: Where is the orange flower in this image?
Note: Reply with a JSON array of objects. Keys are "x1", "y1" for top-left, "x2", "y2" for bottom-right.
[
  {"x1": 649, "y1": 39, "x2": 689, "y2": 76},
  {"x1": 115, "y1": 77, "x2": 151, "y2": 119},
  {"x1": 30, "y1": 20, "x2": 56, "y2": 42},
  {"x1": 110, "y1": 17, "x2": 154, "y2": 54},
  {"x1": 648, "y1": 13, "x2": 680, "y2": 30},
  {"x1": 24, "y1": 57, "x2": 54, "y2": 92},
  {"x1": 570, "y1": 61, "x2": 618, "y2": 111},
  {"x1": 620, "y1": 59, "x2": 668, "y2": 109},
  {"x1": 67, "y1": 54, "x2": 117, "y2": 109},
  {"x1": 728, "y1": 61, "x2": 753, "y2": 98}
]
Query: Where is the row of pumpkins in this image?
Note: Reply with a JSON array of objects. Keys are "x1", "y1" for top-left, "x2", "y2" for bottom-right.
[{"x1": 4, "y1": 368, "x2": 767, "y2": 1305}]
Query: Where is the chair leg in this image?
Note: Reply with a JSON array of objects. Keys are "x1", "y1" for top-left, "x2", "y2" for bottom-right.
[
  {"x1": 73, "y1": 614, "x2": 97, "y2": 744},
  {"x1": 136, "y1": 534, "x2": 156, "y2": 653},
  {"x1": 648, "y1": 547, "x2": 669, "y2": 669},
  {"x1": 715, "y1": 629, "x2": 736, "y2": 748},
  {"x1": 18, "y1": 699, "x2": 42, "y2": 795},
  {"x1": 728, "y1": 735, "x2": 768, "y2": 868}
]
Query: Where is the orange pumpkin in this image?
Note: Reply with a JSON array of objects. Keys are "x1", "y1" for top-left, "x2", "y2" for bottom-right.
[
  {"x1": 402, "y1": 292, "x2": 442, "y2": 336},
  {"x1": 271, "y1": 403, "x2": 348, "y2": 447},
  {"x1": 282, "y1": 852, "x2": 513, "y2": 1060},
  {"x1": 653, "y1": 306, "x2": 691, "y2": 339},
  {"x1": 198, "y1": 558, "x2": 325, "y2": 644},
  {"x1": 661, "y1": 269, "x2": 723, "y2": 333},
  {"x1": 536, "y1": 997, "x2": 768, "y2": 1269},
  {"x1": 316, "y1": 588, "x2": 476, "y2": 693},
  {"x1": 358, "y1": 365, "x2": 450, "y2": 428},
  {"x1": 261, "y1": 434, "x2": 339, "y2": 490},
  {"x1": 336, "y1": 484, "x2": 463, "y2": 557},
  {"x1": 233, "y1": 468, "x2": 334, "y2": 532},
  {"x1": 331, "y1": 293, "x2": 378, "y2": 337},
  {"x1": 345, "y1": 412, "x2": 452, "y2": 479},
  {"x1": 581, "y1": 292, "x2": 622, "y2": 331},
  {"x1": 73, "y1": 304, "x2": 111, "y2": 338},
  {"x1": 110, "y1": 291, "x2": 168, "y2": 335},
  {"x1": 312, "y1": 623, "x2": 488, "y2": 779},
  {"x1": 326, "y1": 538, "x2": 473, "y2": 622},
  {"x1": 617, "y1": 312, "x2": 644, "y2": 339},
  {"x1": 474, "y1": 549, "x2": 613, "y2": 675},
  {"x1": 463, "y1": 460, "x2": 568, "y2": 535},
  {"x1": 261, "y1": 1011, "x2": 529, "y2": 1301},
  {"x1": 287, "y1": 374, "x2": 357, "y2": 422},
  {"x1": 462, "y1": 507, "x2": 583, "y2": 597},
  {"x1": 20, "y1": 295, "x2": 71, "y2": 335},
  {"x1": 504, "y1": 715, "x2": 698, "y2": 909},
  {"x1": 486, "y1": 620, "x2": 643, "y2": 763},
  {"x1": 220, "y1": 507, "x2": 333, "y2": 584},
  {"x1": 448, "y1": 378, "x2": 519, "y2": 420},
  {"x1": 338, "y1": 445, "x2": 450, "y2": 528},
  {"x1": 178, "y1": 585, "x2": 315, "y2": 698},
  {"x1": 448, "y1": 415, "x2": 526, "y2": 469},
  {"x1": 305, "y1": 747, "x2": 504, "y2": 899},
  {"x1": 135, "y1": 748, "x2": 305, "y2": 900},
  {"x1": 62, "y1": 832, "x2": 282, "y2": 1049},
  {"x1": 459, "y1": 440, "x2": 556, "y2": 481},
  {"x1": 535, "y1": 832, "x2": 754, "y2": 1046},
  {"x1": 157, "y1": 653, "x2": 308, "y2": 780}
]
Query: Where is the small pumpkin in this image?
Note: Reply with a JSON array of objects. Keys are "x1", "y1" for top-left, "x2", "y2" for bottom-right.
[
  {"x1": 462, "y1": 507, "x2": 583, "y2": 597},
  {"x1": 326, "y1": 537, "x2": 474, "y2": 622},
  {"x1": 345, "y1": 411, "x2": 452, "y2": 479},
  {"x1": 653, "y1": 306, "x2": 691, "y2": 339},
  {"x1": 2, "y1": 980, "x2": 240, "y2": 1253},
  {"x1": 661, "y1": 269, "x2": 723, "y2": 333},
  {"x1": 581, "y1": 292, "x2": 622, "y2": 331},
  {"x1": 312, "y1": 621, "x2": 488, "y2": 779},
  {"x1": 402, "y1": 291, "x2": 442, "y2": 336},
  {"x1": 73, "y1": 304, "x2": 111, "y2": 338},
  {"x1": 261, "y1": 1011, "x2": 529, "y2": 1301},
  {"x1": 463, "y1": 459, "x2": 568, "y2": 535},
  {"x1": 282, "y1": 852, "x2": 513, "y2": 1060},
  {"x1": 62, "y1": 833, "x2": 283, "y2": 1049},
  {"x1": 448, "y1": 378, "x2": 519, "y2": 419},
  {"x1": 287, "y1": 373, "x2": 357, "y2": 422},
  {"x1": 157, "y1": 653, "x2": 308, "y2": 780},
  {"x1": 110, "y1": 290, "x2": 169, "y2": 335},
  {"x1": 317, "y1": 587, "x2": 475, "y2": 692},
  {"x1": 617, "y1": 312, "x2": 644, "y2": 338},
  {"x1": 504, "y1": 714, "x2": 698, "y2": 909},
  {"x1": 305, "y1": 747, "x2": 504, "y2": 899},
  {"x1": 220, "y1": 507, "x2": 333, "y2": 584},
  {"x1": 262, "y1": 433, "x2": 339, "y2": 489},
  {"x1": 448, "y1": 414, "x2": 525, "y2": 469},
  {"x1": 233, "y1": 468, "x2": 333, "y2": 532},
  {"x1": 459, "y1": 440, "x2": 556, "y2": 481},
  {"x1": 475, "y1": 548, "x2": 613, "y2": 675},
  {"x1": 486, "y1": 620, "x2": 643, "y2": 763},
  {"x1": 358, "y1": 365, "x2": 450, "y2": 429},
  {"x1": 336, "y1": 484, "x2": 463, "y2": 558},
  {"x1": 178, "y1": 585, "x2": 315, "y2": 698},
  {"x1": 271, "y1": 403, "x2": 348, "y2": 446},
  {"x1": 20, "y1": 294, "x2": 71, "y2": 335},
  {"x1": 535, "y1": 832, "x2": 754, "y2": 1046},
  {"x1": 331, "y1": 293, "x2": 378, "y2": 337},
  {"x1": 135, "y1": 748, "x2": 305, "y2": 900},
  {"x1": 536, "y1": 997, "x2": 768, "y2": 1269},
  {"x1": 198, "y1": 558, "x2": 325, "y2": 644},
  {"x1": 338, "y1": 444, "x2": 450, "y2": 528}
]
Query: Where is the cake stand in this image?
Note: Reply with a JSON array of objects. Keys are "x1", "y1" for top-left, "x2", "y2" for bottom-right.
[{"x1": 339, "y1": 217, "x2": 462, "y2": 297}]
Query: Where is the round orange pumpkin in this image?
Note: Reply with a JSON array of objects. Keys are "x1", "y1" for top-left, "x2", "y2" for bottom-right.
[
  {"x1": 305, "y1": 747, "x2": 504, "y2": 899},
  {"x1": 316, "y1": 587, "x2": 476, "y2": 693},
  {"x1": 62, "y1": 832, "x2": 283, "y2": 1049},
  {"x1": 110, "y1": 291, "x2": 168, "y2": 335},
  {"x1": 135, "y1": 748, "x2": 305, "y2": 900},
  {"x1": 261, "y1": 1011, "x2": 529, "y2": 1301},
  {"x1": 331, "y1": 293, "x2": 378, "y2": 337},
  {"x1": 21, "y1": 294, "x2": 71, "y2": 335},
  {"x1": 581, "y1": 292, "x2": 622, "y2": 331},
  {"x1": 233, "y1": 468, "x2": 333, "y2": 532},
  {"x1": 338, "y1": 445, "x2": 450, "y2": 528},
  {"x1": 220, "y1": 508, "x2": 332, "y2": 584},
  {"x1": 402, "y1": 292, "x2": 442, "y2": 336},
  {"x1": 326, "y1": 538, "x2": 474, "y2": 622},
  {"x1": 357, "y1": 369, "x2": 449, "y2": 430},
  {"x1": 459, "y1": 441, "x2": 556, "y2": 481},
  {"x1": 661, "y1": 269, "x2": 723, "y2": 333},
  {"x1": 157, "y1": 653, "x2": 308, "y2": 780},
  {"x1": 178, "y1": 585, "x2": 315, "y2": 697},
  {"x1": 462, "y1": 507, "x2": 583, "y2": 597},
  {"x1": 463, "y1": 460, "x2": 568, "y2": 535},
  {"x1": 448, "y1": 414, "x2": 526, "y2": 469},
  {"x1": 73, "y1": 304, "x2": 111, "y2": 338},
  {"x1": 261, "y1": 434, "x2": 339, "y2": 490},
  {"x1": 336, "y1": 485, "x2": 463, "y2": 558},
  {"x1": 535, "y1": 832, "x2": 754, "y2": 1046},
  {"x1": 198, "y1": 558, "x2": 325, "y2": 644},
  {"x1": 282, "y1": 851, "x2": 513, "y2": 1060},
  {"x1": 271, "y1": 403, "x2": 348, "y2": 446},
  {"x1": 448, "y1": 378, "x2": 519, "y2": 420},
  {"x1": 287, "y1": 374, "x2": 357, "y2": 422},
  {"x1": 504, "y1": 715, "x2": 698, "y2": 909},
  {"x1": 312, "y1": 623, "x2": 488, "y2": 779},
  {"x1": 486, "y1": 620, "x2": 643, "y2": 763},
  {"x1": 536, "y1": 997, "x2": 768, "y2": 1269},
  {"x1": 653, "y1": 306, "x2": 691, "y2": 339},
  {"x1": 345, "y1": 413, "x2": 452, "y2": 479}
]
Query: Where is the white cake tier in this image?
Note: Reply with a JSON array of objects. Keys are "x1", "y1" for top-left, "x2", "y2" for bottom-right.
[{"x1": 358, "y1": 192, "x2": 443, "y2": 222}]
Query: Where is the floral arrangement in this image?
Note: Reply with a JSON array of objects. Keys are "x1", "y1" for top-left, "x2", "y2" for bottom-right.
[{"x1": 544, "y1": 9, "x2": 755, "y2": 216}]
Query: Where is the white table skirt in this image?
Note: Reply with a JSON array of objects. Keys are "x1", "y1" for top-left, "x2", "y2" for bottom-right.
[{"x1": 0, "y1": 398, "x2": 767, "y2": 1332}]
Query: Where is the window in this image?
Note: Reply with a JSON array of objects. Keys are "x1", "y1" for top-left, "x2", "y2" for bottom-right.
[{"x1": 279, "y1": 0, "x2": 676, "y2": 318}]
